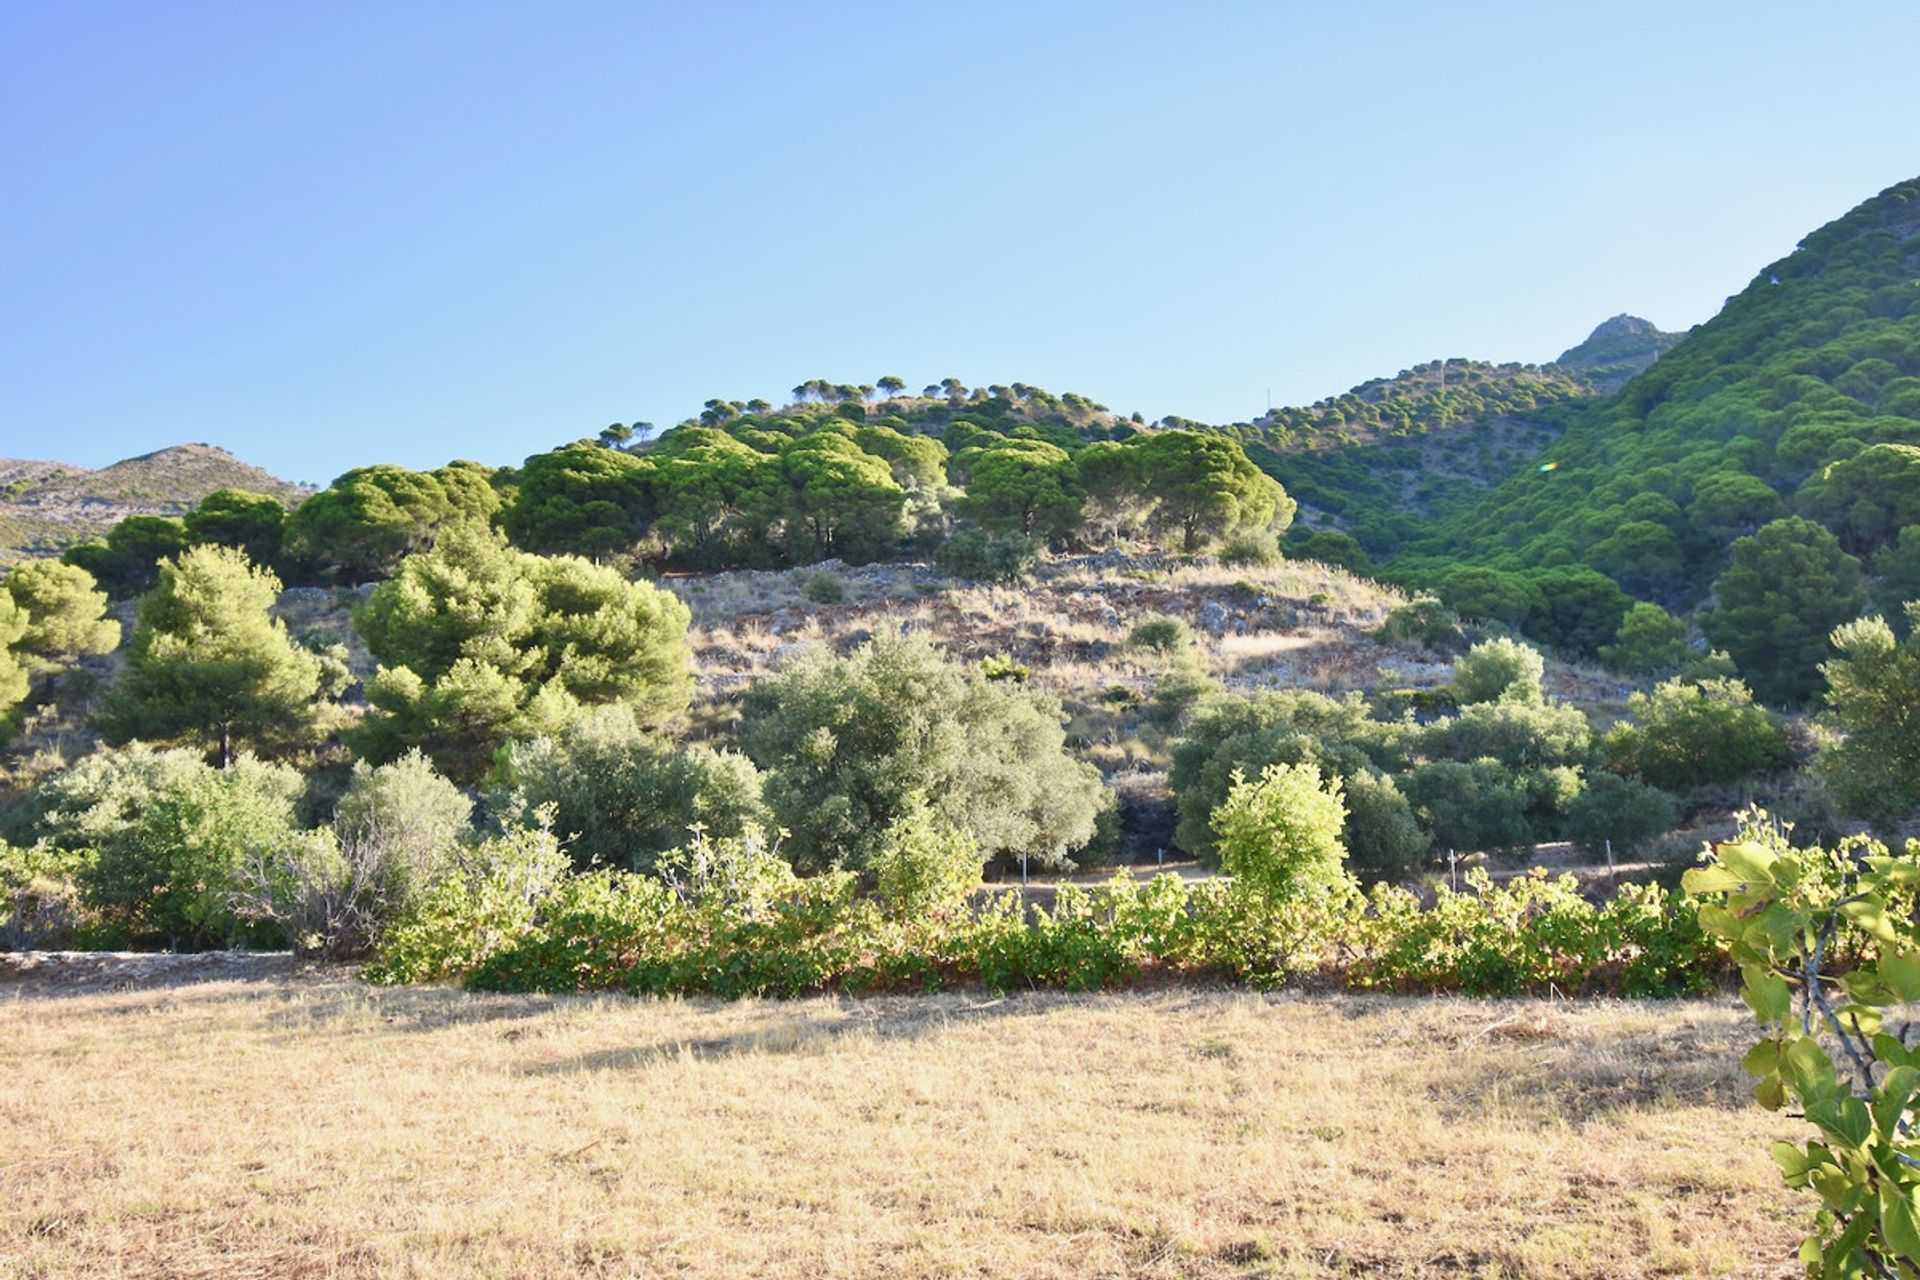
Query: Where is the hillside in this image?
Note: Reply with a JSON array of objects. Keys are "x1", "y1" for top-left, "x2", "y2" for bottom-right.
[
  {"x1": 1245, "y1": 358, "x2": 1592, "y2": 452},
  {"x1": 1173, "y1": 357, "x2": 1598, "y2": 558},
  {"x1": 1405, "y1": 174, "x2": 1920, "y2": 602},
  {"x1": 0, "y1": 443, "x2": 307, "y2": 566}
]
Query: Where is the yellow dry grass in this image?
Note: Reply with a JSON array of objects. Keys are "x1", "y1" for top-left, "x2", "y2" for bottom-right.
[{"x1": 1, "y1": 969, "x2": 1805, "y2": 1279}]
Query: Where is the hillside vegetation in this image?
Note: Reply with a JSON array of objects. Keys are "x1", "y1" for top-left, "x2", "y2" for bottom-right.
[
  {"x1": 1404, "y1": 176, "x2": 1920, "y2": 611},
  {"x1": 7, "y1": 174, "x2": 1920, "y2": 1277}
]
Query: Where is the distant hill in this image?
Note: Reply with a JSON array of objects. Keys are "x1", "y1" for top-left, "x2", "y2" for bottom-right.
[
  {"x1": 1406, "y1": 174, "x2": 1920, "y2": 600},
  {"x1": 1551, "y1": 314, "x2": 1685, "y2": 392},
  {"x1": 0, "y1": 443, "x2": 308, "y2": 567}
]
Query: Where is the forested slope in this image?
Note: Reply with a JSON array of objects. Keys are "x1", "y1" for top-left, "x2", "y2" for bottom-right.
[{"x1": 1402, "y1": 175, "x2": 1920, "y2": 607}]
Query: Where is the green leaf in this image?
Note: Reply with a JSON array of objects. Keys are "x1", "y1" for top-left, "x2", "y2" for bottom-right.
[
  {"x1": 1783, "y1": 1037, "x2": 1840, "y2": 1102},
  {"x1": 1806, "y1": 1096, "x2": 1872, "y2": 1149},
  {"x1": 1743, "y1": 965, "x2": 1794, "y2": 1022},
  {"x1": 1756, "y1": 1074, "x2": 1789, "y2": 1110},
  {"x1": 1681, "y1": 865, "x2": 1744, "y2": 896},
  {"x1": 1744, "y1": 1038, "x2": 1783, "y2": 1077},
  {"x1": 1823, "y1": 1207, "x2": 1877, "y2": 1273},
  {"x1": 1843, "y1": 969, "x2": 1895, "y2": 1006},
  {"x1": 1751, "y1": 903, "x2": 1805, "y2": 954},
  {"x1": 1841, "y1": 899, "x2": 1899, "y2": 945},
  {"x1": 1813, "y1": 1164, "x2": 1869, "y2": 1214},
  {"x1": 1874, "y1": 1032, "x2": 1917, "y2": 1068},
  {"x1": 1772, "y1": 1140, "x2": 1814, "y2": 1180},
  {"x1": 1865, "y1": 855, "x2": 1920, "y2": 888},
  {"x1": 1698, "y1": 905, "x2": 1756, "y2": 955},
  {"x1": 1881, "y1": 949, "x2": 1920, "y2": 1003},
  {"x1": 1881, "y1": 1184, "x2": 1920, "y2": 1265},
  {"x1": 1873, "y1": 1065, "x2": 1919, "y2": 1139},
  {"x1": 1717, "y1": 841, "x2": 1779, "y2": 886}
]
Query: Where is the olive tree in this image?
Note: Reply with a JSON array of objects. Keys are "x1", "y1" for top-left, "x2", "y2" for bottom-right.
[
  {"x1": 1451, "y1": 636, "x2": 1545, "y2": 705},
  {"x1": 739, "y1": 628, "x2": 1105, "y2": 874},
  {"x1": 494, "y1": 705, "x2": 768, "y2": 871}
]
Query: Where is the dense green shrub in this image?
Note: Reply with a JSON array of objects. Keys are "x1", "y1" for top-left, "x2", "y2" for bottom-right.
[
  {"x1": 182, "y1": 488, "x2": 288, "y2": 567},
  {"x1": 0, "y1": 594, "x2": 27, "y2": 722},
  {"x1": 1402, "y1": 760, "x2": 1534, "y2": 855},
  {"x1": 1218, "y1": 529, "x2": 1282, "y2": 567},
  {"x1": 1700, "y1": 517, "x2": 1868, "y2": 705},
  {"x1": 738, "y1": 628, "x2": 1104, "y2": 874},
  {"x1": 1422, "y1": 698, "x2": 1592, "y2": 770},
  {"x1": 1603, "y1": 676, "x2": 1788, "y2": 791},
  {"x1": 1212, "y1": 762, "x2": 1348, "y2": 903},
  {"x1": 1562, "y1": 771, "x2": 1678, "y2": 859},
  {"x1": 932, "y1": 529, "x2": 1040, "y2": 585},
  {"x1": 285, "y1": 461, "x2": 499, "y2": 583},
  {"x1": 1597, "y1": 602, "x2": 1689, "y2": 676},
  {"x1": 495, "y1": 706, "x2": 768, "y2": 871},
  {"x1": 361, "y1": 853, "x2": 1713, "y2": 1001},
  {"x1": 234, "y1": 751, "x2": 477, "y2": 959},
  {"x1": 1285, "y1": 528, "x2": 1372, "y2": 573},
  {"x1": 0, "y1": 840, "x2": 105, "y2": 950},
  {"x1": 1818, "y1": 604, "x2": 1920, "y2": 823},
  {"x1": 956, "y1": 440, "x2": 1083, "y2": 542},
  {"x1": 99, "y1": 545, "x2": 324, "y2": 764},
  {"x1": 363, "y1": 819, "x2": 573, "y2": 984},
  {"x1": 351, "y1": 527, "x2": 693, "y2": 781},
  {"x1": 1451, "y1": 636, "x2": 1545, "y2": 705},
  {"x1": 1128, "y1": 612, "x2": 1193, "y2": 656},
  {"x1": 2, "y1": 559, "x2": 119, "y2": 674},
  {"x1": 803, "y1": 572, "x2": 846, "y2": 604},
  {"x1": 33, "y1": 745, "x2": 305, "y2": 947},
  {"x1": 61, "y1": 514, "x2": 187, "y2": 598},
  {"x1": 1350, "y1": 870, "x2": 1706, "y2": 997},
  {"x1": 1142, "y1": 665, "x2": 1216, "y2": 731},
  {"x1": 1373, "y1": 598, "x2": 1463, "y2": 652},
  {"x1": 869, "y1": 798, "x2": 981, "y2": 919},
  {"x1": 1169, "y1": 718, "x2": 1423, "y2": 883}
]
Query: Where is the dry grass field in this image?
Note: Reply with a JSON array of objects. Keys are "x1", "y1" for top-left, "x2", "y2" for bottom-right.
[{"x1": 1, "y1": 958, "x2": 1805, "y2": 1279}]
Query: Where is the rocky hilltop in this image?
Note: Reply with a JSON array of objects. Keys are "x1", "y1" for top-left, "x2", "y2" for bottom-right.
[
  {"x1": 0, "y1": 442, "x2": 307, "y2": 566},
  {"x1": 1552, "y1": 313, "x2": 1685, "y2": 391}
]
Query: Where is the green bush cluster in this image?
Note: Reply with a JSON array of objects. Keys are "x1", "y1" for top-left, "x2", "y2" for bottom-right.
[{"x1": 366, "y1": 839, "x2": 1715, "y2": 1000}]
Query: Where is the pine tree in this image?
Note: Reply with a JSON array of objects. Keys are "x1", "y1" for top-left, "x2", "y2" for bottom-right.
[
  {"x1": 0, "y1": 592, "x2": 29, "y2": 718},
  {"x1": 4, "y1": 559, "x2": 120, "y2": 672},
  {"x1": 100, "y1": 546, "x2": 323, "y2": 764}
]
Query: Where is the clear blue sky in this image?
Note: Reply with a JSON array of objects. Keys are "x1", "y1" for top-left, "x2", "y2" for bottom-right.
[{"x1": 3, "y1": 2, "x2": 1916, "y2": 485}]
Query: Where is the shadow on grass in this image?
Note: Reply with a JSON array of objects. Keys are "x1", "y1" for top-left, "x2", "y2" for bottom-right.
[{"x1": 0, "y1": 950, "x2": 306, "y2": 998}]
